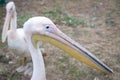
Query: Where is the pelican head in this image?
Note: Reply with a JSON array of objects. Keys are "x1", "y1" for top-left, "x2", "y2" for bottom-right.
[
  {"x1": 6, "y1": 2, "x2": 16, "y2": 14},
  {"x1": 2, "y1": 1, "x2": 16, "y2": 42},
  {"x1": 23, "y1": 16, "x2": 113, "y2": 73}
]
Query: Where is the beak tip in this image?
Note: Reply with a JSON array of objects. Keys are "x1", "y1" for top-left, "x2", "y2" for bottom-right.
[
  {"x1": 110, "y1": 69, "x2": 114, "y2": 73},
  {"x1": 102, "y1": 65, "x2": 113, "y2": 73}
]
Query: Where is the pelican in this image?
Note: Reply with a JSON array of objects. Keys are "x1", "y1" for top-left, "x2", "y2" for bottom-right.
[
  {"x1": 1, "y1": 2, "x2": 46, "y2": 75},
  {"x1": 23, "y1": 17, "x2": 113, "y2": 80},
  {"x1": 2, "y1": 1, "x2": 30, "y2": 61}
]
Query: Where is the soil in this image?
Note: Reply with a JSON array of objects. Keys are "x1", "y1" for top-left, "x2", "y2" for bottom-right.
[{"x1": 0, "y1": 0, "x2": 120, "y2": 80}]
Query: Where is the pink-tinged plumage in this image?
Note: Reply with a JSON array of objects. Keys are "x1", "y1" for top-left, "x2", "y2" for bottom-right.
[
  {"x1": 2, "y1": 1, "x2": 113, "y2": 80},
  {"x1": 7, "y1": 29, "x2": 29, "y2": 56},
  {"x1": 2, "y1": 2, "x2": 30, "y2": 56},
  {"x1": 2, "y1": 2, "x2": 47, "y2": 76},
  {"x1": 23, "y1": 16, "x2": 113, "y2": 80}
]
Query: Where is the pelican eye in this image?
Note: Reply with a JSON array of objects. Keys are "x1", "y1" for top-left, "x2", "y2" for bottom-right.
[
  {"x1": 10, "y1": 7, "x2": 13, "y2": 11},
  {"x1": 46, "y1": 26, "x2": 49, "y2": 29},
  {"x1": 45, "y1": 25, "x2": 54, "y2": 32}
]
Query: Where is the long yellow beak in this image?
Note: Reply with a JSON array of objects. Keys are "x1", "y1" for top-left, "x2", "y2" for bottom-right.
[
  {"x1": 32, "y1": 28, "x2": 113, "y2": 73},
  {"x1": 2, "y1": 11, "x2": 12, "y2": 43}
]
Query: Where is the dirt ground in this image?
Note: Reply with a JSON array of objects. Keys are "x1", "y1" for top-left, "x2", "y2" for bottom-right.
[{"x1": 0, "y1": 0, "x2": 120, "y2": 80}]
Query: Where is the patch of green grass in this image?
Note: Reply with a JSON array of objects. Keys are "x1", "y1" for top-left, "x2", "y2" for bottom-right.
[
  {"x1": 55, "y1": 55, "x2": 70, "y2": 65},
  {"x1": 17, "y1": 14, "x2": 33, "y2": 26},
  {"x1": 0, "y1": 73, "x2": 7, "y2": 80},
  {"x1": 116, "y1": 0, "x2": 120, "y2": 16},
  {"x1": 105, "y1": 13, "x2": 116, "y2": 27},
  {"x1": 62, "y1": 15, "x2": 86, "y2": 26},
  {"x1": 55, "y1": 54, "x2": 86, "y2": 79},
  {"x1": 105, "y1": 19, "x2": 116, "y2": 27},
  {"x1": 0, "y1": 55, "x2": 11, "y2": 63},
  {"x1": 7, "y1": 72, "x2": 22, "y2": 80},
  {"x1": 17, "y1": 8, "x2": 95, "y2": 28},
  {"x1": 116, "y1": 0, "x2": 120, "y2": 7},
  {"x1": 0, "y1": 42, "x2": 7, "y2": 48},
  {"x1": 0, "y1": 70, "x2": 5, "y2": 75},
  {"x1": 67, "y1": 65, "x2": 86, "y2": 80},
  {"x1": 43, "y1": 7, "x2": 91, "y2": 27}
]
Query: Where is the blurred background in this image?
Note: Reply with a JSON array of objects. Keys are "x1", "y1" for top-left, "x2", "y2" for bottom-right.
[{"x1": 0, "y1": 0, "x2": 120, "y2": 80}]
